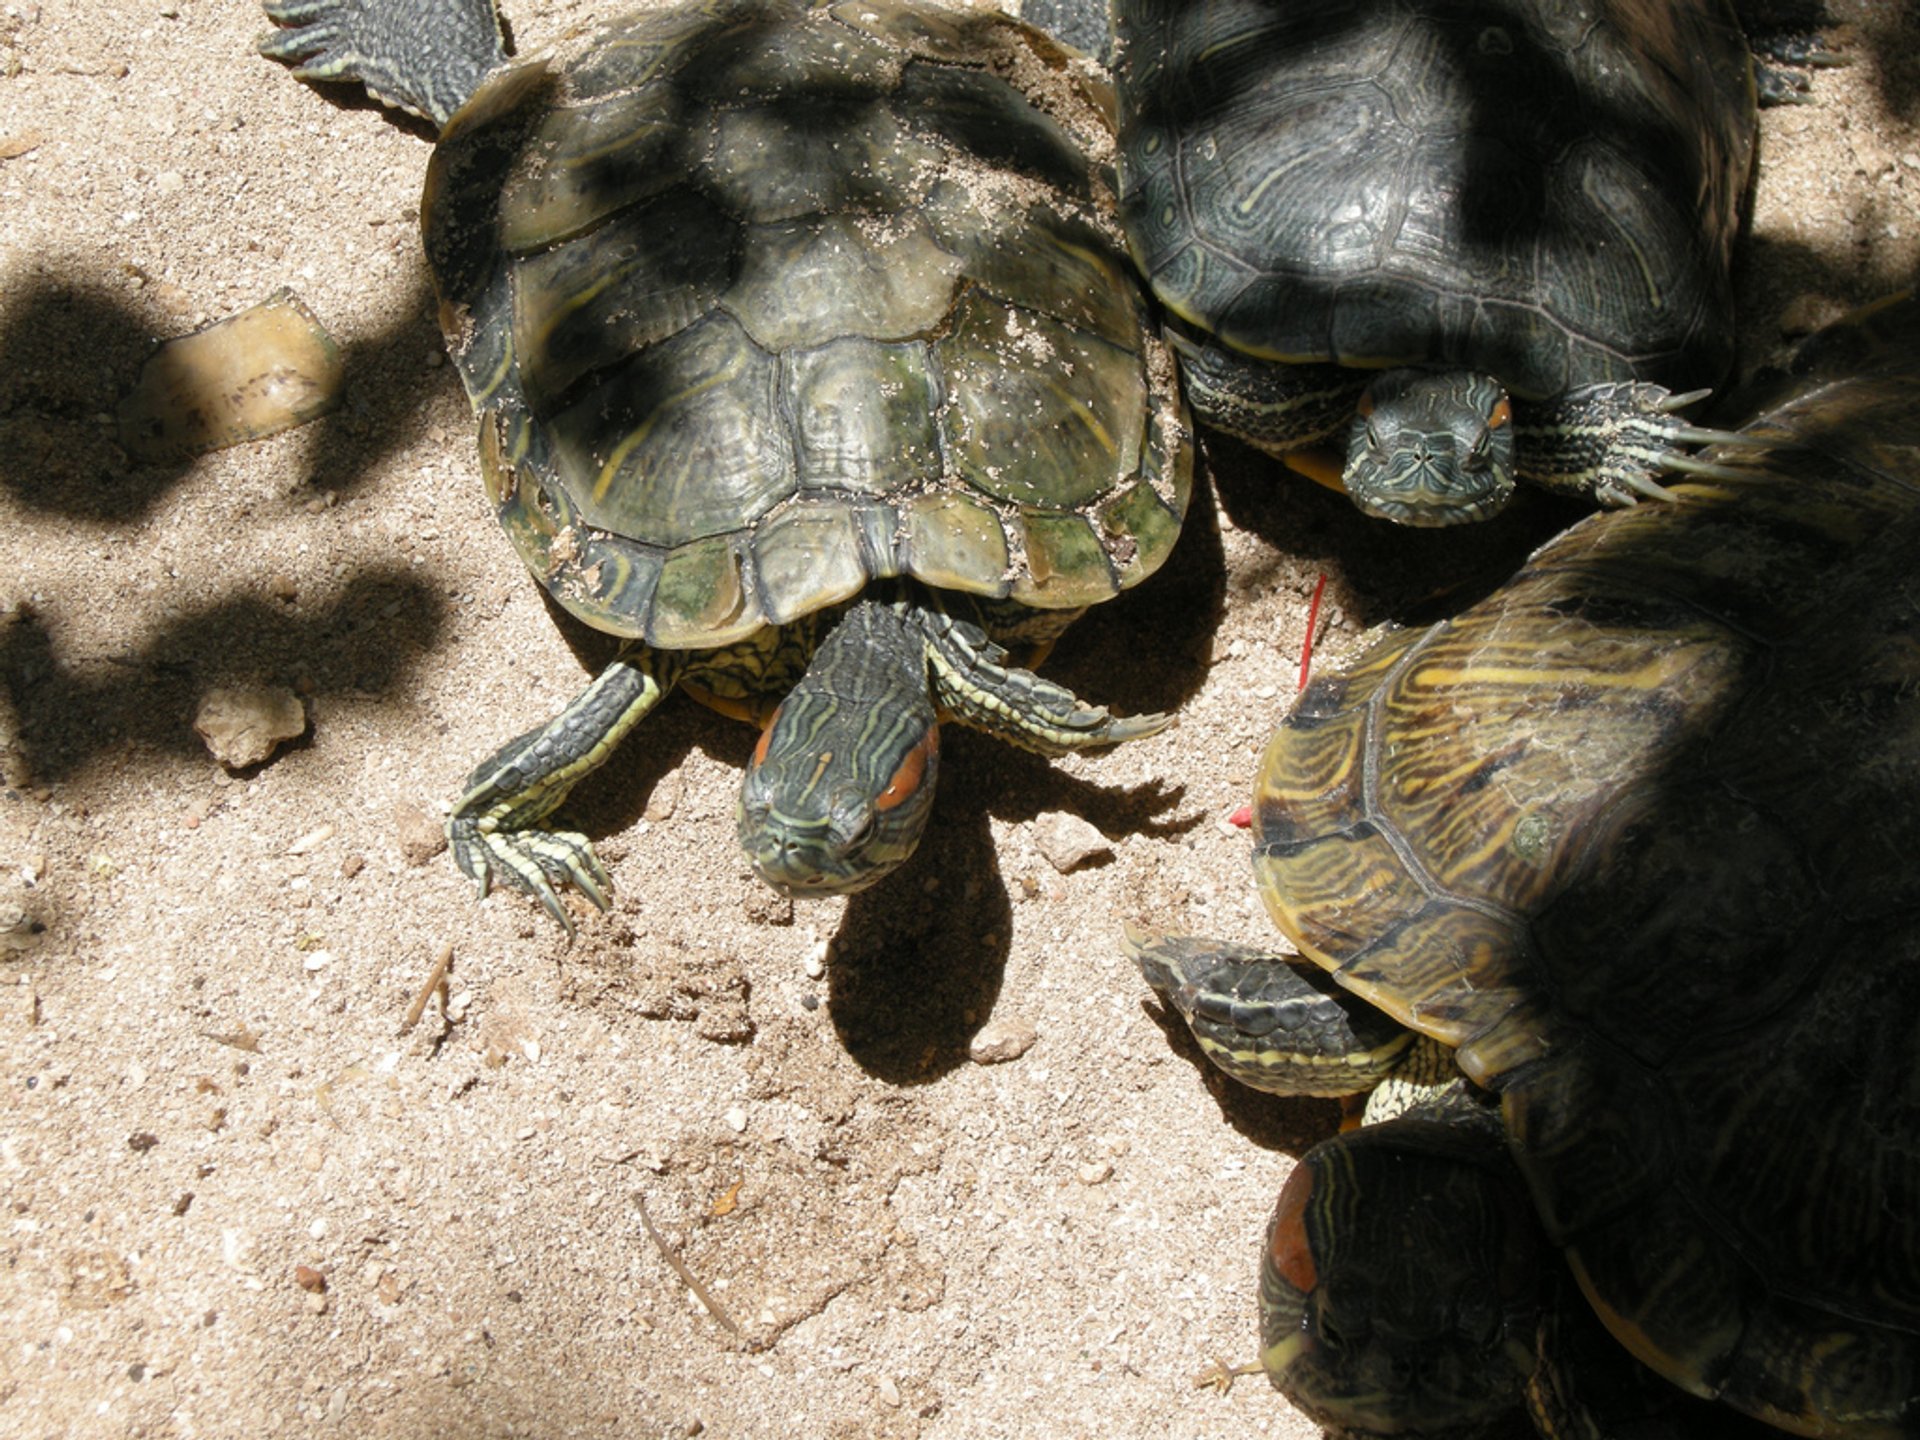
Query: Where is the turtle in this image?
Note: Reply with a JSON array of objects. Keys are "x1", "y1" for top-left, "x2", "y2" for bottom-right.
[
  {"x1": 1109, "y1": 0, "x2": 1771, "y2": 527},
  {"x1": 258, "y1": 0, "x2": 1191, "y2": 927},
  {"x1": 1129, "y1": 291, "x2": 1920, "y2": 1437}
]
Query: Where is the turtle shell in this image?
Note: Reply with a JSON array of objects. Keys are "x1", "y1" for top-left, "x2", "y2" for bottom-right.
[
  {"x1": 1250, "y1": 295, "x2": 1920, "y2": 1435},
  {"x1": 421, "y1": 0, "x2": 1189, "y2": 650},
  {"x1": 1113, "y1": 0, "x2": 1755, "y2": 401}
]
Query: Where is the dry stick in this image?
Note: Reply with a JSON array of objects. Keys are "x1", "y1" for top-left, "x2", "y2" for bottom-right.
[
  {"x1": 636, "y1": 1193, "x2": 743, "y2": 1339},
  {"x1": 399, "y1": 940, "x2": 455, "y2": 1035}
]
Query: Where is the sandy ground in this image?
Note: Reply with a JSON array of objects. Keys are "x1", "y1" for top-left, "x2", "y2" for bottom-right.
[{"x1": 1, "y1": 2, "x2": 1915, "y2": 1437}]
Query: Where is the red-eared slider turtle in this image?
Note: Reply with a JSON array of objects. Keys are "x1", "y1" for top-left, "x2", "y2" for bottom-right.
[
  {"x1": 1130, "y1": 294, "x2": 1920, "y2": 1436},
  {"x1": 259, "y1": 0, "x2": 1190, "y2": 926},
  {"x1": 1111, "y1": 0, "x2": 1763, "y2": 526}
]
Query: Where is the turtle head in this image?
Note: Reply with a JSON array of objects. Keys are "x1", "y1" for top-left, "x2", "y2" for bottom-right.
[
  {"x1": 736, "y1": 602, "x2": 943, "y2": 896},
  {"x1": 1260, "y1": 1115, "x2": 1541, "y2": 1438},
  {"x1": 1343, "y1": 370, "x2": 1517, "y2": 526}
]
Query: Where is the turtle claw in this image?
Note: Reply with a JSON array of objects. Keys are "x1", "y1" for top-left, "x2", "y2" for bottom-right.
[{"x1": 448, "y1": 816, "x2": 612, "y2": 936}]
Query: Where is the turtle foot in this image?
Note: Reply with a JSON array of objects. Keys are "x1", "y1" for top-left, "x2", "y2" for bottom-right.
[{"x1": 448, "y1": 815, "x2": 612, "y2": 935}]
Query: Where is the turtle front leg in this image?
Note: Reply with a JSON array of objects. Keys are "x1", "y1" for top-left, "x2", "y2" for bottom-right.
[
  {"x1": 921, "y1": 607, "x2": 1172, "y2": 756},
  {"x1": 1515, "y1": 382, "x2": 1768, "y2": 508},
  {"x1": 448, "y1": 647, "x2": 687, "y2": 932},
  {"x1": 258, "y1": 0, "x2": 506, "y2": 130}
]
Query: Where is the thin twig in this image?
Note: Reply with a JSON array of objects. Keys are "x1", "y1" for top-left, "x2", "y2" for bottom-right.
[
  {"x1": 398, "y1": 941, "x2": 455, "y2": 1035},
  {"x1": 636, "y1": 1193, "x2": 742, "y2": 1338}
]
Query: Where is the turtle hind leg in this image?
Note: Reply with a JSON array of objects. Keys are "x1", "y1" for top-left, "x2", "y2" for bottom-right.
[
  {"x1": 259, "y1": 0, "x2": 506, "y2": 130},
  {"x1": 447, "y1": 647, "x2": 687, "y2": 933},
  {"x1": 1514, "y1": 382, "x2": 1770, "y2": 509},
  {"x1": 921, "y1": 606, "x2": 1170, "y2": 757}
]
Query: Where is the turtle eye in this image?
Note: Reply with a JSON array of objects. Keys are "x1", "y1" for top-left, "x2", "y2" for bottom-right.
[{"x1": 1366, "y1": 423, "x2": 1385, "y2": 453}]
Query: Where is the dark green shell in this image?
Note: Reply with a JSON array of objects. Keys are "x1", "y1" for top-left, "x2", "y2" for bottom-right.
[
  {"x1": 422, "y1": 0, "x2": 1189, "y2": 649},
  {"x1": 1250, "y1": 295, "x2": 1920, "y2": 1436},
  {"x1": 1113, "y1": 0, "x2": 1755, "y2": 400}
]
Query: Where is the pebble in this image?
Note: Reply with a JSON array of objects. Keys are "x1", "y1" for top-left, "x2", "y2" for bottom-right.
[
  {"x1": 968, "y1": 1017, "x2": 1037, "y2": 1065},
  {"x1": 302, "y1": 950, "x2": 332, "y2": 973},
  {"x1": 392, "y1": 802, "x2": 447, "y2": 867},
  {"x1": 724, "y1": 1106, "x2": 748, "y2": 1133},
  {"x1": 876, "y1": 1375, "x2": 902, "y2": 1409},
  {"x1": 193, "y1": 685, "x2": 307, "y2": 769},
  {"x1": 1032, "y1": 812, "x2": 1112, "y2": 873},
  {"x1": 1076, "y1": 1160, "x2": 1114, "y2": 1186},
  {"x1": 287, "y1": 823, "x2": 335, "y2": 856},
  {"x1": 801, "y1": 936, "x2": 829, "y2": 979}
]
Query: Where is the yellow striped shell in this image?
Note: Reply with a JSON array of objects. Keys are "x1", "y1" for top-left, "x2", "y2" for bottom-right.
[{"x1": 1252, "y1": 295, "x2": 1920, "y2": 1436}]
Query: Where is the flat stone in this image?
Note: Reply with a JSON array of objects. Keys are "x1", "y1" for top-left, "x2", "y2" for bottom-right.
[
  {"x1": 968, "y1": 1016, "x2": 1037, "y2": 1065},
  {"x1": 1032, "y1": 811, "x2": 1111, "y2": 873},
  {"x1": 193, "y1": 685, "x2": 307, "y2": 770}
]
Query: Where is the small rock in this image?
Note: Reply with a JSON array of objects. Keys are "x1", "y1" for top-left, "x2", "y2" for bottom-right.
[
  {"x1": 968, "y1": 1017, "x2": 1037, "y2": 1065},
  {"x1": 1032, "y1": 812, "x2": 1112, "y2": 873},
  {"x1": 294, "y1": 1265, "x2": 327, "y2": 1293},
  {"x1": 875, "y1": 1375, "x2": 902, "y2": 1409},
  {"x1": 801, "y1": 935, "x2": 829, "y2": 979},
  {"x1": 642, "y1": 770, "x2": 682, "y2": 823},
  {"x1": 724, "y1": 1106, "x2": 748, "y2": 1134},
  {"x1": 193, "y1": 686, "x2": 307, "y2": 770},
  {"x1": 393, "y1": 802, "x2": 447, "y2": 867},
  {"x1": 268, "y1": 574, "x2": 299, "y2": 603},
  {"x1": 1076, "y1": 1160, "x2": 1114, "y2": 1186}
]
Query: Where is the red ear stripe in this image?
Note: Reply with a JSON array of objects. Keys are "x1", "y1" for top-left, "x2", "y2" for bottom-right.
[
  {"x1": 875, "y1": 725, "x2": 939, "y2": 812},
  {"x1": 750, "y1": 706, "x2": 781, "y2": 769},
  {"x1": 1487, "y1": 396, "x2": 1513, "y2": 431},
  {"x1": 1268, "y1": 1162, "x2": 1320, "y2": 1295}
]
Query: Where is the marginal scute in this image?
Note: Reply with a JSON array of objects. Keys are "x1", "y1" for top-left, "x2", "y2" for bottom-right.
[
  {"x1": 559, "y1": 532, "x2": 664, "y2": 641},
  {"x1": 1095, "y1": 479, "x2": 1181, "y2": 584},
  {"x1": 648, "y1": 534, "x2": 758, "y2": 649},
  {"x1": 751, "y1": 504, "x2": 871, "y2": 625},
  {"x1": 899, "y1": 492, "x2": 1012, "y2": 597},
  {"x1": 1008, "y1": 512, "x2": 1116, "y2": 609}
]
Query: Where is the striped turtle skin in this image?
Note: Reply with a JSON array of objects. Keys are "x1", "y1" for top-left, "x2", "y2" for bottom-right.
[
  {"x1": 260, "y1": 0, "x2": 1190, "y2": 923},
  {"x1": 1135, "y1": 295, "x2": 1920, "y2": 1439},
  {"x1": 1111, "y1": 0, "x2": 1759, "y2": 525}
]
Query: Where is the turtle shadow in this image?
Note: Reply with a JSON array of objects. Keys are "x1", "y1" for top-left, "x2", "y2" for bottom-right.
[
  {"x1": 0, "y1": 263, "x2": 195, "y2": 522},
  {"x1": 0, "y1": 565, "x2": 445, "y2": 786},
  {"x1": 825, "y1": 721, "x2": 1199, "y2": 1085},
  {"x1": 824, "y1": 761, "x2": 1016, "y2": 1085},
  {"x1": 1206, "y1": 432, "x2": 1583, "y2": 630}
]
